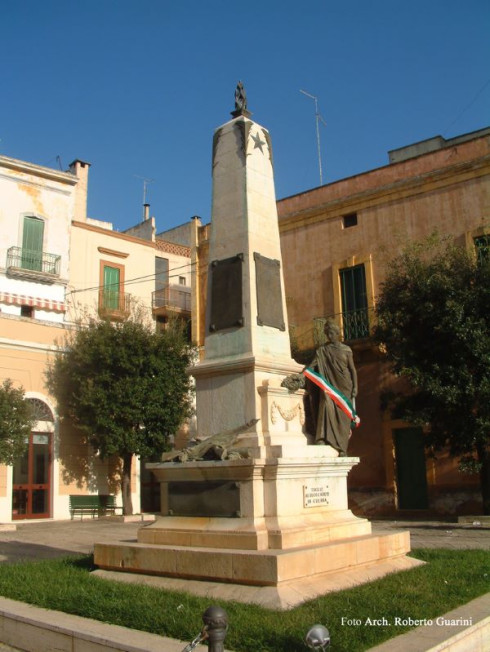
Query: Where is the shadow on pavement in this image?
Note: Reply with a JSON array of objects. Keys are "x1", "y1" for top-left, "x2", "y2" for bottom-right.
[{"x1": 0, "y1": 541, "x2": 87, "y2": 564}]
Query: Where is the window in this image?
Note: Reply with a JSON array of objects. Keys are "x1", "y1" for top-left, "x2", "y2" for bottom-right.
[
  {"x1": 103, "y1": 265, "x2": 120, "y2": 310},
  {"x1": 474, "y1": 235, "x2": 490, "y2": 264},
  {"x1": 26, "y1": 398, "x2": 54, "y2": 422},
  {"x1": 339, "y1": 264, "x2": 369, "y2": 339},
  {"x1": 155, "y1": 257, "x2": 169, "y2": 292},
  {"x1": 20, "y1": 305, "x2": 34, "y2": 318},
  {"x1": 22, "y1": 216, "x2": 44, "y2": 271},
  {"x1": 99, "y1": 261, "x2": 127, "y2": 316},
  {"x1": 342, "y1": 213, "x2": 358, "y2": 229},
  {"x1": 179, "y1": 276, "x2": 186, "y2": 286}
]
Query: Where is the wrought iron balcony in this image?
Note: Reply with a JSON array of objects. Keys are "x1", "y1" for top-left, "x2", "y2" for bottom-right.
[
  {"x1": 6, "y1": 246, "x2": 61, "y2": 280},
  {"x1": 314, "y1": 307, "x2": 374, "y2": 343},
  {"x1": 98, "y1": 290, "x2": 131, "y2": 319},
  {"x1": 341, "y1": 307, "x2": 372, "y2": 341},
  {"x1": 152, "y1": 285, "x2": 191, "y2": 314}
]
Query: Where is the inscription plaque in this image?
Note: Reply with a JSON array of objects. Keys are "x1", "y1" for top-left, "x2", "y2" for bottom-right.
[
  {"x1": 168, "y1": 481, "x2": 240, "y2": 517},
  {"x1": 209, "y1": 254, "x2": 243, "y2": 332},
  {"x1": 254, "y1": 252, "x2": 285, "y2": 330},
  {"x1": 303, "y1": 484, "x2": 330, "y2": 508}
]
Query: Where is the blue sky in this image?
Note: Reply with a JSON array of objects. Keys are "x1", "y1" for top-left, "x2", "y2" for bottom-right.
[{"x1": 3, "y1": 1, "x2": 489, "y2": 233}]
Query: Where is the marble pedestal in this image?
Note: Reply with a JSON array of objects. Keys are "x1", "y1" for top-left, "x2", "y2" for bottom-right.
[{"x1": 94, "y1": 430, "x2": 420, "y2": 608}]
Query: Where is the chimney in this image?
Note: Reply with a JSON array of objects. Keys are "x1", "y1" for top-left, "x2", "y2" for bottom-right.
[
  {"x1": 143, "y1": 203, "x2": 150, "y2": 221},
  {"x1": 69, "y1": 159, "x2": 91, "y2": 222}
]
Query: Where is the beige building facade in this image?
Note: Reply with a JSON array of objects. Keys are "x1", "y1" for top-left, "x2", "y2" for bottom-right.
[
  {"x1": 0, "y1": 154, "x2": 193, "y2": 521},
  {"x1": 0, "y1": 155, "x2": 79, "y2": 521},
  {"x1": 277, "y1": 127, "x2": 490, "y2": 517}
]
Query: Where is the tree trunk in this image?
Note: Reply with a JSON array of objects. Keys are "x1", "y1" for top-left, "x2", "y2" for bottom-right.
[
  {"x1": 121, "y1": 452, "x2": 133, "y2": 516},
  {"x1": 476, "y1": 442, "x2": 490, "y2": 515}
]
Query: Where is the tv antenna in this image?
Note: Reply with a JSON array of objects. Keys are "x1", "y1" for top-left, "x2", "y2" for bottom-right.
[
  {"x1": 300, "y1": 89, "x2": 327, "y2": 185},
  {"x1": 134, "y1": 175, "x2": 154, "y2": 205}
]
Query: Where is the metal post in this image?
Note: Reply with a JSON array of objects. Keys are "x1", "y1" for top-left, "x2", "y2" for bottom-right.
[{"x1": 202, "y1": 605, "x2": 228, "y2": 652}]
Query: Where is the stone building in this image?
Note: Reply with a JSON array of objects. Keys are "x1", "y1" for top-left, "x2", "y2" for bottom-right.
[{"x1": 277, "y1": 126, "x2": 490, "y2": 517}]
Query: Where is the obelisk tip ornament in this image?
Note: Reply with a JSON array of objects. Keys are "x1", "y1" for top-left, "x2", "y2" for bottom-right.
[{"x1": 231, "y1": 80, "x2": 251, "y2": 118}]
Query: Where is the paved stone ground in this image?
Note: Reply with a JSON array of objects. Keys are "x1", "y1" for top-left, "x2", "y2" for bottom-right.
[
  {"x1": 0, "y1": 517, "x2": 488, "y2": 564},
  {"x1": 372, "y1": 518, "x2": 490, "y2": 550}
]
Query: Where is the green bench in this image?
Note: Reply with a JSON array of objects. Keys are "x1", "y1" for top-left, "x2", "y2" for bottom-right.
[{"x1": 69, "y1": 495, "x2": 122, "y2": 519}]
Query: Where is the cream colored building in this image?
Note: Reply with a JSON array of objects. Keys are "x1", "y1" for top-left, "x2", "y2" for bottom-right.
[
  {"x1": 0, "y1": 155, "x2": 80, "y2": 521},
  {"x1": 0, "y1": 154, "x2": 193, "y2": 521}
]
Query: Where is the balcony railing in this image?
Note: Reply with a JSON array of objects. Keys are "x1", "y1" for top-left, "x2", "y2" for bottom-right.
[
  {"x1": 7, "y1": 246, "x2": 61, "y2": 278},
  {"x1": 152, "y1": 285, "x2": 191, "y2": 313},
  {"x1": 98, "y1": 290, "x2": 131, "y2": 318},
  {"x1": 342, "y1": 308, "x2": 371, "y2": 340},
  {"x1": 314, "y1": 307, "x2": 374, "y2": 344}
]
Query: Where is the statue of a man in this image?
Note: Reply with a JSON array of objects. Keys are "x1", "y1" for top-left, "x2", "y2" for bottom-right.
[{"x1": 309, "y1": 321, "x2": 358, "y2": 454}]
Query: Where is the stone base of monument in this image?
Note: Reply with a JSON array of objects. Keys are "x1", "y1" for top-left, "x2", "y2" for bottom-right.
[{"x1": 93, "y1": 454, "x2": 422, "y2": 609}]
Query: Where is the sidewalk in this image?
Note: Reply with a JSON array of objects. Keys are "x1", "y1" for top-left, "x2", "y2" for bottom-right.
[{"x1": 0, "y1": 517, "x2": 488, "y2": 651}]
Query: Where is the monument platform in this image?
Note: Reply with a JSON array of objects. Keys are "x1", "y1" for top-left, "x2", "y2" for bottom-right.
[
  {"x1": 94, "y1": 528, "x2": 421, "y2": 609},
  {"x1": 94, "y1": 454, "x2": 421, "y2": 609}
]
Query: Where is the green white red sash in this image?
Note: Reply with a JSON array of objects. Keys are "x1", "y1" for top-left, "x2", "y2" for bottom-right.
[{"x1": 304, "y1": 367, "x2": 360, "y2": 429}]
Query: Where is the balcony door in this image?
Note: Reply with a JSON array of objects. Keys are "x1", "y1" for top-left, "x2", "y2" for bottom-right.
[
  {"x1": 21, "y1": 216, "x2": 44, "y2": 271},
  {"x1": 339, "y1": 264, "x2": 369, "y2": 340}
]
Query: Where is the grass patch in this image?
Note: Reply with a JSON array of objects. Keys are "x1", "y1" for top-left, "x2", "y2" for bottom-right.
[{"x1": 0, "y1": 550, "x2": 488, "y2": 651}]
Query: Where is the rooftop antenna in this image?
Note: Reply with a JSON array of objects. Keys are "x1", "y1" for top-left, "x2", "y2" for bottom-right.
[
  {"x1": 134, "y1": 175, "x2": 154, "y2": 205},
  {"x1": 300, "y1": 89, "x2": 327, "y2": 185},
  {"x1": 134, "y1": 175, "x2": 154, "y2": 220}
]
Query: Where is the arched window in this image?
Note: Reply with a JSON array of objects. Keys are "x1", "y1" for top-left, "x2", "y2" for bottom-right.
[{"x1": 26, "y1": 398, "x2": 54, "y2": 422}]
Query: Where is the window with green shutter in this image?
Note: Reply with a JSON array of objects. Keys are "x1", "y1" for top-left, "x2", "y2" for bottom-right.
[
  {"x1": 22, "y1": 216, "x2": 44, "y2": 271},
  {"x1": 103, "y1": 265, "x2": 121, "y2": 311},
  {"x1": 339, "y1": 264, "x2": 369, "y2": 340}
]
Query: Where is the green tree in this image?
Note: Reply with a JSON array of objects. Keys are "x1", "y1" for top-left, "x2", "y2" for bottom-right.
[
  {"x1": 46, "y1": 319, "x2": 194, "y2": 514},
  {"x1": 374, "y1": 236, "x2": 490, "y2": 514},
  {"x1": 0, "y1": 380, "x2": 35, "y2": 465}
]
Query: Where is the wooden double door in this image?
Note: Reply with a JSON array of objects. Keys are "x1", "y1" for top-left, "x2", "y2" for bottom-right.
[{"x1": 12, "y1": 432, "x2": 52, "y2": 520}]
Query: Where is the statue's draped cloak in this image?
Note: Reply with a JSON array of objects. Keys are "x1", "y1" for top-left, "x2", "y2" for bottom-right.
[{"x1": 309, "y1": 343, "x2": 356, "y2": 454}]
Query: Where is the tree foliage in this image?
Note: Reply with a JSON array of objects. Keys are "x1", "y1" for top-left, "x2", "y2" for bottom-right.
[
  {"x1": 0, "y1": 380, "x2": 35, "y2": 465},
  {"x1": 374, "y1": 235, "x2": 490, "y2": 513},
  {"x1": 46, "y1": 318, "x2": 194, "y2": 514}
]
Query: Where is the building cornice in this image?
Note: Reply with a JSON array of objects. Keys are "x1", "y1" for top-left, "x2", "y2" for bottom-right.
[
  {"x1": 278, "y1": 154, "x2": 490, "y2": 233},
  {"x1": 0, "y1": 155, "x2": 78, "y2": 185},
  {"x1": 72, "y1": 220, "x2": 157, "y2": 249}
]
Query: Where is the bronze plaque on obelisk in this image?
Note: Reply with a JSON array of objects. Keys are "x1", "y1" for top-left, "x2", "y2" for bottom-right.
[
  {"x1": 209, "y1": 254, "x2": 244, "y2": 332},
  {"x1": 254, "y1": 252, "x2": 285, "y2": 330}
]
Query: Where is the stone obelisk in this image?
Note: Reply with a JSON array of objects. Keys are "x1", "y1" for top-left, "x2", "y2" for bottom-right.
[
  {"x1": 191, "y1": 80, "x2": 305, "y2": 452},
  {"x1": 93, "y1": 85, "x2": 419, "y2": 608}
]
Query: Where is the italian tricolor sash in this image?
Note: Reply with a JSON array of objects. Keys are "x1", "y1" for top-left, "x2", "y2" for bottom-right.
[{"x1": 303, "y1": 367, "x2": 360, "y2": 429}]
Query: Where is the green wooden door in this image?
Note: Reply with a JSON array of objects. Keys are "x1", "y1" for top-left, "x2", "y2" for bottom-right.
[
  {"x1": 394, "y1": 427, "x2": 429, "y2": 510},
  {"x1": 22, "y1": 217, "x2": 44, "y2": 271}
]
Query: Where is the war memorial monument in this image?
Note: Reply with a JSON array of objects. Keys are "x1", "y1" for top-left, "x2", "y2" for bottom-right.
[{"x1": 94, "y1": 85, "x2": 421, "y2": 609}]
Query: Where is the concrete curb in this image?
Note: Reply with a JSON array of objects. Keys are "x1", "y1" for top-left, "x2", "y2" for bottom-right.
[
  {"x1": 0, "y1": 598, "x2": 208, "y2": 652},
  {"x1": 367, "y1": 593, "x2": 490, "y2": 651},
  {"x1": 0, "y1": 593, "x2": 488, "y2": 651}
]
